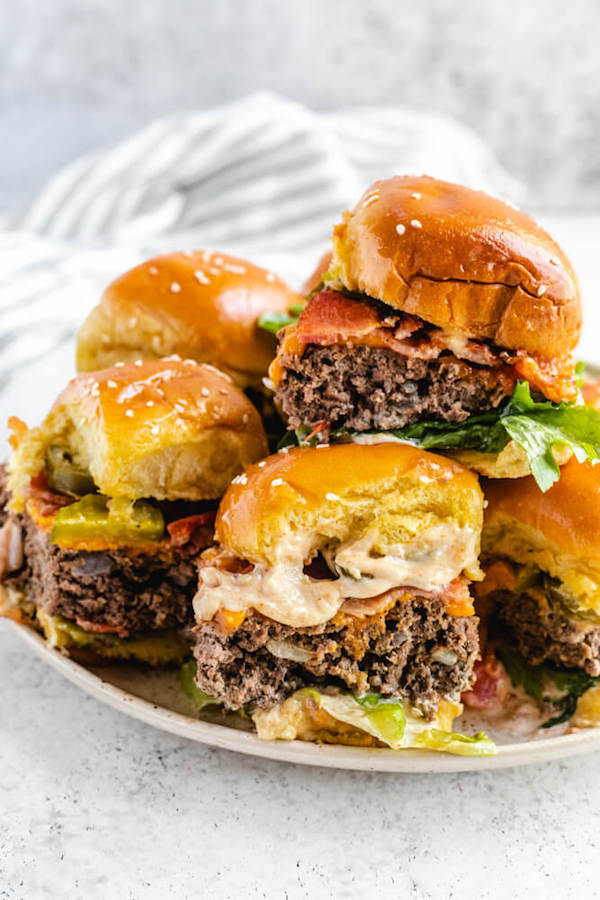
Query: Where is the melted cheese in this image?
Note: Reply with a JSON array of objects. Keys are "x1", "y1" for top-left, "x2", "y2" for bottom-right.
[{"x1": 193, "y1": 522, "x2": 479, "y2": 628}]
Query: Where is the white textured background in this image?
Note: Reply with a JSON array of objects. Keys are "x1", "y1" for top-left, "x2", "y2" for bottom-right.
[{"x1": 1, "y1": 0, "x2": 600, "y2": 211}]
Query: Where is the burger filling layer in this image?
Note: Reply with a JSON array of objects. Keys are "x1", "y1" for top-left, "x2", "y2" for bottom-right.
[
  {"x1": 193, "y1": 521, "x2": 480, "y2": 628},
  {"x1": 191, "y1": 596, "x2": 479, "y2": 717},
  {"x1": 0, "y1": 466, "x2": 212, "y2": 651},
  {"x1": 480, "y1": 560, "x2": 600, "y2": 676}
]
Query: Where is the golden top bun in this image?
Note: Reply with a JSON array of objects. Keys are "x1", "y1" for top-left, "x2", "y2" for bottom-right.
[
  {"x1": 483, "y1": 459, "x2": 600, "y2": 614},
  {"x1": 9, "y1": 359, "x2": 268, "y2": 506},
  {"x1": 76, "y1": 251, "x2": 301, "y2": 388},
  {"x1": 215, "y1": 442, "x2": 483, "y2": 567},
  {"x1": 484, "y1": 459, "x2": 600, "y2": 567},
  {"x1": 331, "y1": 175, "x2": 580, "y2": 357},
  {"x1": 302, "y1": 250, "x2": 333, "y2": 294}
]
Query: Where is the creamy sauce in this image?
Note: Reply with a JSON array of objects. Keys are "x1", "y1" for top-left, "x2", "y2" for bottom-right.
[{"x1": 193, "y1": 522, "x2": 478, "y2": 628}]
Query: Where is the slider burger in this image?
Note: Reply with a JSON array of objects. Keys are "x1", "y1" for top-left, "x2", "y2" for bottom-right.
[
  {"x1": 76, "y1": 250, "x2": 302, "y2": 391},
  {"x1": 268, "y1": 176, "x2": 600, "y2": 490},
  {"x1": 188, "y1": 443, "x2": 494, "y2": 754},
  {"x1": 0, "y1": 358, "x2": 267, "y2": 664},
  {"x1": 478, "y1": 460, "x2": 600, "y2": 727}
]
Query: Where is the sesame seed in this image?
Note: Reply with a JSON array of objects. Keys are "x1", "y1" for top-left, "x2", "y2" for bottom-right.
[
  {"x1": 148, "y1": 266, "x2": 158, "y2": 275},
  {"x1": 271, "y1": 478, "x2": 284, "y2": 487},
  {"x1": 242, "y1": 413, "x2": 249, "y2": 424},
  {"x1": 234, "y1": 473, "x2": 248, "y2": 485},
  {"x1": 107, "y1": 380, "x2": 117, "y2": 388},
  {"x1": 363, "y1": 193, "x2": 379, "y2": 207},
  {"x1": 395, "y1": 224, "x2": 406, "y2": 236},
  {"x1": 164, "y1": 354, "x2": 181, "y2": 362},
  {"x1": 537, "y1": 285, "x2": 547, "y2": 297},
  {"x1": 208, "y1": 267, "x2": 221, "y2": 276},
  {"x1": 219, "y1": 388, "x2": 228, "y2": 395},
  {"x1": 134, "y1": 360, "x2": 143, "y2": 366},
  {"x1": 183, "y1": 359, "x2": 196, "y2": 366},
  {"x1": 128, "y1": 316, "x2": 137, "y2": 328},
  {"x1": 114, "y1": 362, "x2": 125, "y2": 367},
  {"x1": 411, "y1": 192, "x2": 421, "y2": 200},
  {"x1": 258, "y1": 460, "x2": 267, "y2": 467},
  {"x1": 266, "y1": 272, "x2": 276, "y2": 283},
  {"x1": 326, "y1": 492, "x2": 340, "y2": 501},
  {"x1": 410, "y1": 219, "x2": 422, "y2": 228},
  {"x1": 170, "y1": 282, "x2": 181, "y2": 293},
  {"x1": 156, "y1": 388, "x2": 165, "y2": 397},
  {"x1": 174, "y1": 403, "x2": 185, "y2": 413},
  {"x1": 178, "y1": 398, "x2": 188, "y2": 405},
  {"x1": 151, "y1": 424, "x2": 159, "y2": 435},
  {"x1": 194, "y1": 269, "x2": 210, "y2": 285},
  {"x1": 101, "y1": 333, "x2": 110, "y2": 344},
  {"x1": 201, "y1": 387, "x2": 210, "y2": 397},
  {"x1": 222, "y1": 263, "x2": 247, "y2": 275},
  {"x1": 80, "y1": 417, "x2": 87, "y2": 426},
  {"x1": 91, "y1": 382, "x2": 100, "y2": 397},
  {"x1": 125, "y1": 409, "x2": 134, "y2": 418},
  {"x1": 214, "y1": 256, "x2": 223, "y2": 266},
  {"x1": 146, "y1": 400, "x2": 154, "y2": 407}
]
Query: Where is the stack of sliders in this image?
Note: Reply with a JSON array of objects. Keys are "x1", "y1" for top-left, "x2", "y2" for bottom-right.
[
  {"x1": 267, "y1": 175, "x2": 599, "y2": 489},
  {"x1": 189, "y1": 442, "x2": 493, "y2": 753},
  {"x1": 3, "y1": 174, "x2": 600, "y2": 755},
  {"x1": 0, "y1": 359, "x2": 267, "y2": 663}
]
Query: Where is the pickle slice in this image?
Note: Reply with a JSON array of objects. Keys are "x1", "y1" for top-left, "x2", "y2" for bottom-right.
[
  {"x1": 46, "y1": 446, "x2": 96, "y2": 497},
  {"x1": 50, "y1": 494, "x2": 165, "y2": 545}
]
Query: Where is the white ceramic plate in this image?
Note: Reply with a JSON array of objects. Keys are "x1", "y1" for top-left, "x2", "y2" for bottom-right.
[{"x1": 11, "y1": 622, "x2": 600, "y2": 772}]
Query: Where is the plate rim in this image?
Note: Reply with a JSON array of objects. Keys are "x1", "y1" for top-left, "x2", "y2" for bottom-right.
[{"x1": 9, "y1": 621, "x2": 600, "y2": 773}]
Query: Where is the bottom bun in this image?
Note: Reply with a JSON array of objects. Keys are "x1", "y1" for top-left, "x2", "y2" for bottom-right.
[
  {"x1": 447, "y1": 441, "x2": 571, "y2": 480},
  {"x1": 36, "y1": 608, "x2": 188, "y2": 667}
]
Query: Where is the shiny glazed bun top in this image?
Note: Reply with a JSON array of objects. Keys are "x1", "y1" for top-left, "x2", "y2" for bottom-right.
[
  {"x1": 76, "y1": 251, "x2": 302, "y2": 388},
  {"x1": 331, "y1": 175, "x2": 581, "y2": 358},
  {"x1": 9, "y1": 358, "x2": 268, "y2": 506},
  {"x1": 215, "y1": 442, "x2": 484, "y2": 570},
  {"x1": 483, "y1": 459, "x2": 600, "y2": 571}
]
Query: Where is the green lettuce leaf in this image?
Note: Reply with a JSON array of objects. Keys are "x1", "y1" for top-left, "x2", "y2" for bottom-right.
[
  {"x1": 257, "y1": 688, "x2": 495, "y2": 755},
  {"x1": 179, "y1": 660, "x2": 221, "y2": 711},
  {"x1": 280, "y1": 382, "x2": 600, "y2": 492},
  {"x1": 258, "y1": 303, "x2": 305, "y2": 335},
  {"x1": 496, "y1": 642, "x2": 600, "y2": 728}
]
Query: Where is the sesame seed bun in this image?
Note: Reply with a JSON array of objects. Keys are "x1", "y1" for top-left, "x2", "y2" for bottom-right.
[
  {"x1": 331, "y1": 175, "x2": 581, "y2": 358},
  {"x1": 8, "y1": 359, "x2": 268, "y2": 506},
  {"x1": 76, "y1": 251, "x2": 302, "y2": 389},
  {"x1": 215, "y1": 443, "x2": 483, "y2": 569}
]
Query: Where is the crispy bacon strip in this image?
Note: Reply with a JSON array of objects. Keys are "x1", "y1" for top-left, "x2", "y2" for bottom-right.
[
  {"x1": 462, "y1": 650, "x2": 511, "y2": 712},
  {"x1": 167, "y1": 512, "x2": 216, "y2": 554},
  {"x1": 27, "y1": 473, "x2": 73, "y2": 517},
  {"x1": 286, "y1": 289, "x2": 578, "y2": 403}
]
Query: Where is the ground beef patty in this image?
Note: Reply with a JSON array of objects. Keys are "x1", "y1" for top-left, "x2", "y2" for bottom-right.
[
  {"x1": 192, "y1": 597, "x2": 479, "y2": 718},
  {"x1": 13, "y1": 511, "x2": 197, "y2": 634},
  {"x1": 501, "y1": 591, "x2": 600, "y2": 676},
  {"x1": 276, "y1": 345, "x2": 512, "y2": 431}
]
